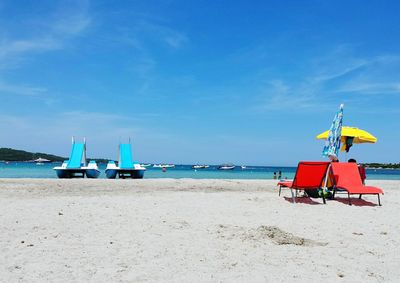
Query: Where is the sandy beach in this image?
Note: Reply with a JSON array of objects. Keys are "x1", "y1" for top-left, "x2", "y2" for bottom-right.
[{"x1": 0, "y1": 178, "x2": 398, "y2": 282}]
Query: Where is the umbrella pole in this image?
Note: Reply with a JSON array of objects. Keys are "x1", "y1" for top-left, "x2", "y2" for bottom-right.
[{"x1": 321, "y1": 163, "x2": 331, "y2": 204}]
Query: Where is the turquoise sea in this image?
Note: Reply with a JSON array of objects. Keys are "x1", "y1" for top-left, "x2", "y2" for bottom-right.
[{"x1": 1, "y1": 162, "x2": 400, "y2": 180}]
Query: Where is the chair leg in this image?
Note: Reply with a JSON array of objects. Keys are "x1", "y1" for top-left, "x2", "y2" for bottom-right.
[
  {"x1": 359, "y1": 194, "x2": 362, "y2": 199},
  {"x1": 378, "y1": 194, "x2": 381, "y2": 206},
  {"x1": 348, "y1": 192, "x2": 352, "y2": 206},
  {"x1": 290, "y1": 189, "x2": 296, "y2": 203},
  {"x1": 279, "y1": 186, "x2": 282, "y2": 196}
]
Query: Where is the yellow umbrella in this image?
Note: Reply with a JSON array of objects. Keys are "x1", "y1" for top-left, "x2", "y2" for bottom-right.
[{"x1": 316, "y1": 126, "x2": 377, "y2": 144}]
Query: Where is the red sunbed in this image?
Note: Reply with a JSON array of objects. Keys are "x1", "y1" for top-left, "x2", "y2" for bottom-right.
[
  {"x1": 277, "y1": 161, "x2": 330, "y2": 203},
  {"x1": 330, "y1": 162, "x2": 384, "y2": 206}
]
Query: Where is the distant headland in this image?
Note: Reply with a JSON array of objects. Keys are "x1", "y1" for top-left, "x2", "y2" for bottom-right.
[
  {"x1": 363, "y1": 163, "x2": 400, "y2": 169},
  {"x1": 0, "y1": 148, "x2": 109, "y2": 163}
]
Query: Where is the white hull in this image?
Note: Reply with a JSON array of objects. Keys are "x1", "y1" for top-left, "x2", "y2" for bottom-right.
[
  {"x1": 106, "y1": 161, "x2": 146, "y2": 179},
  {"x1": 153, "y1": 164, "x2": 175, "y2": 168},
  {"x1": 192, "y1": 165, "x2": 209, "y2": 169},
  {"x1": 218, "y1": 165, "x2": 236, "y2": 170}
]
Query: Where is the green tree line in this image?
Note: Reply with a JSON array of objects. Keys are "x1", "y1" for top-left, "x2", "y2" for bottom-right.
[
  {"x1": 0, "y1": 148, "x2": 110, "y2": 163},
  {"x1": 363, "y1": 163, "x2": 400, "y2": 169},
  {"x1": 0, "y1": 148, "x2": 65, "y2": 162}
]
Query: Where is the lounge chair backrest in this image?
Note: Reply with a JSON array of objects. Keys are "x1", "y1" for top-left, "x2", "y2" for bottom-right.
[
  {"x1": 331, "y1": 163, "x2": 363, "y2": 188},
  {"x1": 119, "y1": 143, "x2": 134, "y2": 169},
  {"x1": 292, "y1": 161, "x2": 330, "y2": 188},
  {"x1": 67, "y1": 143, "x2": 85, "y2": 168}
]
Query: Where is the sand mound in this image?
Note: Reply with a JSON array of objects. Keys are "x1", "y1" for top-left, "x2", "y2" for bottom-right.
[
  {"x1": 246, "y1": 225, "x2": 327, "y2": 246},
  {"x1": 216, "y1": 224, "x2": 327, "y2": 247}
]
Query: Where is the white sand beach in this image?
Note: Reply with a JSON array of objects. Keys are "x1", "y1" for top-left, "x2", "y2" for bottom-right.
[{"x1": 0, "y1": 178, "x2": 398, "y2": 282}]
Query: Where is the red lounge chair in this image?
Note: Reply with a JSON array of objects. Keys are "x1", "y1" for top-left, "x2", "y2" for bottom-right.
[
  {"x1": 330, "y1": 162, "x2": 384, "y2": 206},
  {"x1": 278, "y1": 161, "x2": 330, "y2": 203}
]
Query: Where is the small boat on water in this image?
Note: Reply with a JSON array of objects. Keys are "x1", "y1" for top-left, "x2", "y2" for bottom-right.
[
  {"x1": 34, "y1": 157, "x2": 51, "y2": 165},
  {"x1": 192, "y1": 165, "x2": 209, "y2": 169},
  {"x1": 105, "y1": 142, "x2": 146, "y2": 179},
  {"x1": 241, "y1": 165, "x2": 247, "y2": 169},
  {"x1": 218, "y1": 164, "x2": 236, "y2": 170},
  {"x1": 153, "y1": 164, "x2": 175, "y2": 168},
  {"x1": 53, "y1": 137, "x2": 100, "y2": 178},
  {"x1": 140, "y1": 163, "x2": 152, "y2": 167}
]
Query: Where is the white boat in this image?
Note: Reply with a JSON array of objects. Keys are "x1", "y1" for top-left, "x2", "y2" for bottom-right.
[
  {"x1": 153, "y1": 164, "x2": 175, "y2": 168},
  {"x1": 34, "y1": 157, "x2": 51, "y2": 165},
  {"x1": 192, "y1": 165, "x2": 209, "y2": 169},
  {"x1": 241, "y1": 165, "x2": 247, "y2": 169},
  {"x1": 218, "y1": 164, "x2": 236, "y2": 170},
  {"x1": 140, "y1": 163, "x2": 152, "y2": 167}
]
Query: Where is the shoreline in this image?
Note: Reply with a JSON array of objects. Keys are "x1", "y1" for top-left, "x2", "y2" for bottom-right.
[
  {"x1": 0, "y1": 178, "x2": 398, "y2": 193},
  {"x1": 0, "y1": 179, "x2": 398, "y2": 281},
  {"x1": 0, "y1": 177, "x2": 399, "y2": 182}
]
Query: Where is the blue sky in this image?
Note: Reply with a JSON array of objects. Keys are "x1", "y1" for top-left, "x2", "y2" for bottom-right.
[{"x1": 1, "y1": 0, "x2": 399, "y2": 165}]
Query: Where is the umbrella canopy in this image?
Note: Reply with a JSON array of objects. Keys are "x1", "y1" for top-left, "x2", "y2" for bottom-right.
[
  {"x1": 321, "y1": 104, "x2": 343, "y2": 160},
  {"x1": 316, "y1": 126, "x2": 377, "y2": 144}
]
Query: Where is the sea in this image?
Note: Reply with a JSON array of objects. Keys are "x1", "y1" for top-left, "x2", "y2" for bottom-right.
[{"x1": 1, "y1": 162, "x2": 400, "y2": 180}]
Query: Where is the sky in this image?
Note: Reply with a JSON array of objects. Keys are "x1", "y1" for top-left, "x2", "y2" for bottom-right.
[{"x1": 0, "y1": 0, "x2": 399, "y2": 165}]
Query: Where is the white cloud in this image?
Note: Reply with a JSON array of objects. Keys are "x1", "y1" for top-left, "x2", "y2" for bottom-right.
[
  {"x1": 108, "y1": 18, "x2": 188, "y2": 52},
  {"x1": 52, "y1": 13, "x2": 91, "y2": 35},
  {"x1": 255, "y1": 79, "x2": 324, "y2": 111},
  {"x1": 163, "y1": 32, "x2": 188, "y2": 49},
  {"x1": 0, "y1": 37, "x2": 59, "y2": 58},
  {"x1": 0, "y1": 81, "x2": 47, "y2": 96},
  {"x1": 332, "y1": 56, "x2": 400, "y2": 95},
  {"x1": 311, "y1": 60, "x2": 368, "y2": 82},
  {"x1": 136, "y1": 20, "x2": 189, "y2": 49},
  {"x1": 252, "y1": 46, "x2": 400, "y2": 112},
  {"x1": 0, "y1": 1, "x2": 91, "y2": 69},
  {"x1": 336, "y1": 82, "x2": 400, "y2": 95},
  {"x1": 0, "y1": 0, "x2": 92, "y2": 103}
]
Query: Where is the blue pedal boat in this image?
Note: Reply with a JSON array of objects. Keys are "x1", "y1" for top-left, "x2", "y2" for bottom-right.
[
  {"x1": 105, "y1": 142, "x2": 145, "y2": 179},
  {"x1": 53, "y1": 138, "x2": 100, "y2": 178}
]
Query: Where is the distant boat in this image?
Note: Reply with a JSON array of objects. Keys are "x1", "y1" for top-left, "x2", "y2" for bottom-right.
[
  {"x1": 140, "y1": 163, "x2": 152, "y2": 167},
  {"x1": 241, "y1": 165, "x2": 247, "y2": 169},
  {"x1": 153, "y1": 164, "x2": 175, "y2": 168},
  {"x1": 192, "y1": 165, "x2": 209, "y2": 169},
  {"x1": 34, "y1": 157, "x2": 51, "y2": 165},
  {"x1": 218, "y1": 164, "x2": 236, "y2": 170}
]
